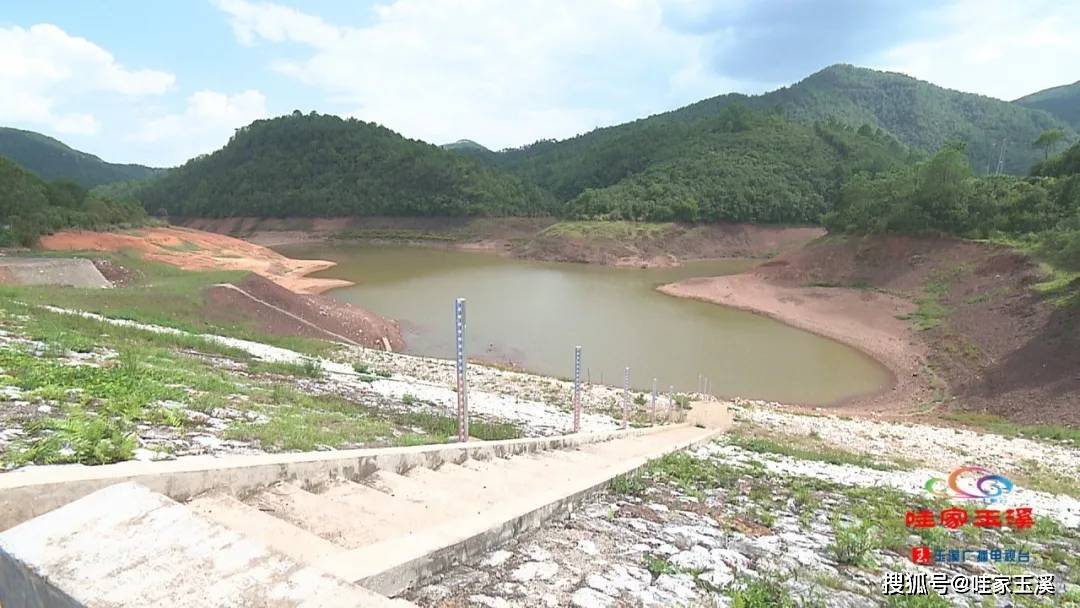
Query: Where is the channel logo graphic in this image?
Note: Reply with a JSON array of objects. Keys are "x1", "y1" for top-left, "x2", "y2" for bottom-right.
[{"x1": 925, "y1": 466, "x2": 1014, "y2": 504}]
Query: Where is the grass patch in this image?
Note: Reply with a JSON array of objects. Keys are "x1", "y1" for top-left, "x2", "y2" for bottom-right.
[
  {"x1": 829, "y1": 518, "x2": 880, "y2": 567},
  {"x1": 249, "y1": 358, "x2": 323, "y2": 378},
  {"x1": 1031, "y1": 262, "x2": 1080, "y2": 308},
  {"x1": 610, "y1": 471, "x2": 648, "y2": 496},
  {"x1": 645, "y1": 451, "x2": 754, "y2": 497},
  {"x1": 0, "y1": 251, "x2": 334, "y2": 357},
  {"x1": 942, "y1": 411, "x2": 1080, "y2": 448},
  {"x1": 643, "y1": 554, "x2": 678, "y2": 577},
  {"x1": 539, "y1": 220, "x2": 674, "y2": 240},
  {"x1": 728, "y1": 575, "x2": 796, "y2": 608},
  {"x1": 728, "y1": 428, "x2": 913, "y2": 471},
  {"x1": 9, "y1": 407, "x2": 136, "y2": 466},
  {"x1": 1013, "y1": 459, "x2": 1080, "y2": 498},
  {"x1": 394, "y1": 411, "x2": 521, "y2": 442}
]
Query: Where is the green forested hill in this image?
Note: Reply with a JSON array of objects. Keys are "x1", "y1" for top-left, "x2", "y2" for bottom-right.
[
  {"x1": 481, "y1": 65, "x2": 1071, "y2": 218},
  {"x1": 0, "y1": 156, "x2": 147, "y2": 246},
  {"x1": 646, "y1": 65, "x2": 1074, "y2": 175},
  {"x1": 0, "y1": 127, "x2": 160, "y2": 188},
  {"x1": 560, "y1": 110, "x2": 913, "y2": 222},
  {"x1": 138, "y1": 113, "x2": 555, "y2": 218},
  {"x1": 1015, "y1": 81, "x2": 1080, "y2": 130}
]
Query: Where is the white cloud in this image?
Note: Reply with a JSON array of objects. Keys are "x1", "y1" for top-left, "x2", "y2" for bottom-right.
[
  {"x1": 134, "y1": 90, "x2": 268, "y2": 162},
  {"x1": 0, "y1": 23, "x2": 175, "y2": 135},
  {"x1": 214, "y1": 0, "x2": 342, "y2": 46},
  {"x1": 876, "y1": 1, "x2": 1080, "y2": 101},
  {"x1": 215, "y1": 0, "x2": 737, "y2": 149}
]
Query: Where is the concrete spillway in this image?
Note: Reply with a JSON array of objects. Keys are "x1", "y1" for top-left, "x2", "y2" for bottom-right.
[{"x1": 0, "y1": 408, "x2": 729, "y2": 607}]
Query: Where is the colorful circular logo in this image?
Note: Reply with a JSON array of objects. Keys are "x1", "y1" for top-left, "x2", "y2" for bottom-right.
[{"x1": 925, "y1": 466, "x2": 1013, "y2": 503}]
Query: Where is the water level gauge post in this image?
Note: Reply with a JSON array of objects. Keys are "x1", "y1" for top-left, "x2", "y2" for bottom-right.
[
  {"x1": 573, "y1": 346, "x2": 582, "y2": 433},
  {"x1": 455, "y1": 297, "x2": 468, "y2": 442},
  {"x1": 651, "y1": 378, "x2": 657, "y2": 426},
  {"x1": 622, "y1": 367, "x2": 630, "y2": 430}
]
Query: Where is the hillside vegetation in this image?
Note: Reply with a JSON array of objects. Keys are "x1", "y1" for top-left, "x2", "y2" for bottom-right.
[
  {"x1": 0, "y1": 157, "x2": 148, "y2": 246},
  {"x1": 1015, "y1": 81, "x2": 1080, "y2": 130},
  {"x1": 558, "y1": 110, "x2": 912, "y2": 223},
  {"x1": 0, "y1": 127, "x2": 159, "y2": 188},
  {"x1": 825, "y1": 140, "x2": 1080, "y2": 272},
  {"x1": 668, "y1": 65, "x2": 1075, "y2": 175},
  {"x1": 138, "y1": 112, "x2": 555, "y2": 218},
  {"x1": 485, "y1": 66, "x2": 1073, "y2": 189}
]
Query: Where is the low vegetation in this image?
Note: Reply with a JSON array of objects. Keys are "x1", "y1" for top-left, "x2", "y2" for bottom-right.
[
  {"x1": 0, "y1": 295, "x2": 519, "y2": 467},
  {"x1": 727, "y1": 426, "x2": 915, "y2": 471}
]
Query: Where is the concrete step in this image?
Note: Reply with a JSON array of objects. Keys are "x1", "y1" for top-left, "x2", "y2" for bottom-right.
[
  {"x1": 188, "y1": 490, "x2": 341, "y2": 564},
  {"x1": 246, "y1": 482, "x2": 385, "y2": 549},
  {"x1": 2, "y1": 403, "x2": 729, "y2": 607},
  {"x1": 0, "y1": 483, "x2": 410, "y2": 607}
]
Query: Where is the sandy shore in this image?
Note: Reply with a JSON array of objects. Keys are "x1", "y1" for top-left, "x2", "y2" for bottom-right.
[
  {"x1": 39, "y1": 226, "x2": 352, "y2": 295},
  {"x1": 658, "y1": 274, "x2": 934, "y2": 413}
]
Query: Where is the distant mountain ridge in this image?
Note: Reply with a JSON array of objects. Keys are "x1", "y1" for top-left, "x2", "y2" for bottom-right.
[
  {"x1": 0, "y1": 127, "x2": 161, "y2": 188},
  {"x1": 440, "y1": 139, "x2": 496, "y2": 161},
  {"x1": 1015, "y1": 80, "x2": 1080, "y2": 130},
  {"x1": 647, "y1": 64, "x2": 1075, "y2": 175}
]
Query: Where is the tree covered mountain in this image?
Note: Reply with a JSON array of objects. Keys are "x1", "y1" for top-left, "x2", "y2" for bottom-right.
[
  {"x1": 440, "y1": 139, "x2": 497, "y2": 163},
  {"x1": 558, "y1": 109, "x2": 914, "y2": 223},
  {"x1": 1015, "y1": 81, "x2": 1080, "y2": 131},
  {"x1": 491, "y1": 65, "x2": 1074, "y2": 181},
  {"x1": 138, "y1": 113, "x2": 555, "y2": 218},
  {"x1": 0, "y1": 156, "x2": 147, "y2": 246},
  {"x1": 0, "y1": 127, "x2": 161, "y2": 188}
]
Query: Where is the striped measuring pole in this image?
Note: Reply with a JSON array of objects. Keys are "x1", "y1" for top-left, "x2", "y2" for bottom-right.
[
  {"x1": 622, "y1": 367, "x2": 630, "y2": 430},
  {"x1": 572, "y1": 346, "x2": 582, "y2": 433},
  {"x1": 651, "y1": 378, "x2": 657, "y2": 426},
  {"x1": 455, "y1": 298, "x2": 468, "y2": 442}
]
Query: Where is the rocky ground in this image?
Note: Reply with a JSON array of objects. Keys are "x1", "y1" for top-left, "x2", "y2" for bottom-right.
[
  {"x1": 0, "y1": 305, "x2": 682, "y2": 468},
  {"x1": 409, "y1": 405, "x2": 1080, "y2": 608}
]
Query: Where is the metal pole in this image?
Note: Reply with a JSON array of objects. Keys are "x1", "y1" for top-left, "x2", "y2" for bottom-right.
[
  {"x1": 622, "y1": 367, "x2": 630, "y2": 430},
  {"x1": 455, "y1": 298, "x2": 468, "y2": 442},
  {"x1": 573, "y1": 346, "x2": 582, "y2": 433},
  {"x1": 669, "y1": 384, "x2": 675, "y2": 421},
  {"x1": 703, "y1": 377, "x2": 709, "y2": 400},
  {"x1": 651, "y1": 378, "x2": 657, "y2": 426}
]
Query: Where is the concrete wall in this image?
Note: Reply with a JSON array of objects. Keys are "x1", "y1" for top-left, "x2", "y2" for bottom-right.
[
  {"x1": 0, "y1": 425, "x2": 668, "y2": 531},
  {"x1": 0, "y1": 258, "x2": 110, "y2": 288}
]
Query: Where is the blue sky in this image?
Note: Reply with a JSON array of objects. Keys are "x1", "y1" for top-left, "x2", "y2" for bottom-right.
[{"x1": 3, "y1": 0, "x2": 1079, "y2": 167}]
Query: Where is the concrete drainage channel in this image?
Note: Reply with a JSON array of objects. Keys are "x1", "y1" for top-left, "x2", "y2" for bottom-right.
[{"x1": 0, "y1": 405, "x2": 730, "y2": 607}]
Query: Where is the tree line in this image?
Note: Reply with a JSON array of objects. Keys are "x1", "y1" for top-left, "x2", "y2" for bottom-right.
[
  {"x1": 824, "y1": 136, "x2": 1080, "y2": 269},
  {"x1": 0, "y1": 156, "x2": 148, "y2": 246}
]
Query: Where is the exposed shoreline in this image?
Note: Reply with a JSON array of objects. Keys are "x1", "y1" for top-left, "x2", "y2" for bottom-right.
[
  {"x1": 177, "y1": 216, "x2": 826, "y2": 269},
  {"x1": 38, "y1": 226, "x2": 354, "y2": 295},
  {"x1": 658, "y1": 274, "x2": 934, "y2": 414}
]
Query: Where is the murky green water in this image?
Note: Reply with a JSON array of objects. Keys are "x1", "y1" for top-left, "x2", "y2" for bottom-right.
[{"x1": 279, "y1": 243, "x2": 891, "y2": 404}]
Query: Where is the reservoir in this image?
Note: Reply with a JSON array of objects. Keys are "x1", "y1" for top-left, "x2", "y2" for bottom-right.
[{"x1": 280, "y1": 243, "x2": 892, "y2": 404}]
